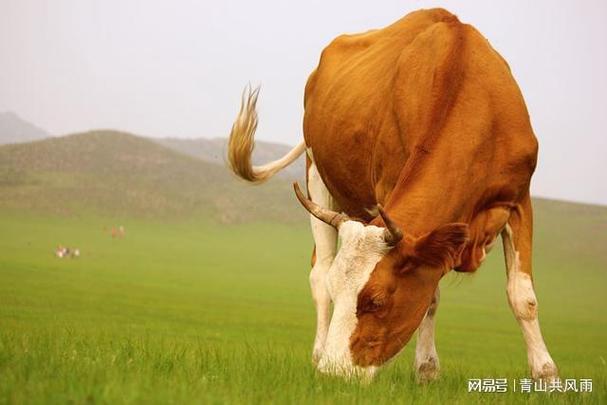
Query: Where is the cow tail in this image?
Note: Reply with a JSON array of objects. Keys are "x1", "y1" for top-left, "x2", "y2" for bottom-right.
[{"x1": 227, "y1": 85, "x2": 305, "y2": 183}]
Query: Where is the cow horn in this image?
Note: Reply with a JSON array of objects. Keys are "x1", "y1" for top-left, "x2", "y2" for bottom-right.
[
  {"x1": 293, "y1": 183, "x2": 350, "y2": 228},
  {"x1": 378, "y1": 204, "x2": 403, "y2": 245}
]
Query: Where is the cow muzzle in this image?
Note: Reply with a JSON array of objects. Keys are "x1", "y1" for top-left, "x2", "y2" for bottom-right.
[{"x1": 317, "y1": 354, "x2": 377, "y2": 381}]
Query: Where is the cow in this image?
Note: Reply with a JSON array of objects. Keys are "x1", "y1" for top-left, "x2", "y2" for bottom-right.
[
  {"x1": 227, "y1": 8, "x2": 558, "y2": 382},
  {"x1": 111, "y1": 225, "x2": 125, "y2": 239}
]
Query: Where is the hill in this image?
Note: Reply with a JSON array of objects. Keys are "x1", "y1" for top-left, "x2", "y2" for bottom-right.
[
  {"x1": 532, "y1": 198, "x2": 607, "y2": 263},
  {"x1": 151, "y1": 137, "x2": 305, "y2": 181},
  {"x1": 0, "y1": 111, "x2": 50, "y2": 145},
  {"x1": 0, "y1": 130, "x2": 303, "y2": 222},
  {"x1": 0, "y1": 130, "x2": 605, "y2": 257}
]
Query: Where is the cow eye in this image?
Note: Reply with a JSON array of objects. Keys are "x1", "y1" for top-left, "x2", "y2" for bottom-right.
[
  {"x1": 395, "y1": 257, "x2": 417, "y2": 275},
  {"x1": 358, "y1": 294, "x2": 385, "y2": 314}
]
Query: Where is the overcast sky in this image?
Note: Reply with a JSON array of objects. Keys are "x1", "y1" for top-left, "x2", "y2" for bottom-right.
[{"x1": 1, "y1": 1, "x2": 605, "y2": 205}]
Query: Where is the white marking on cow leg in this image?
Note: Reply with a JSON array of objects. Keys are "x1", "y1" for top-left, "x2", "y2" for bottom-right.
[
  {"x1": 307, "y1": 161, "x2": 338, "y2": 364},
  {"x1": 414, "y1": 287, "x2": 440, "y2": 383},
  {"x1": 502, "y1": 224, "x2": 558, "y2": 381}
]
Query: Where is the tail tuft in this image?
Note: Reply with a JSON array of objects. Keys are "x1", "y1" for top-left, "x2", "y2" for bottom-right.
[
  {"x1": 227, "y1": 85, "x2": 305, "y2": 183},
  {"x1": 228, "y1": 85, "x2": 262, "y2": 182}
]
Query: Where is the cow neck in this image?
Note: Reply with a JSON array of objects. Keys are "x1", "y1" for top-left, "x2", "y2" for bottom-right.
[{"x1": 379, "y1": 150, "x2": 474, "y2": 237}]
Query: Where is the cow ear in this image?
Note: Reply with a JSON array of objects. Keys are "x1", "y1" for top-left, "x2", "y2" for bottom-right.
[{"x1": 413, "y1": 223, "x2": 470, "y2": 268}]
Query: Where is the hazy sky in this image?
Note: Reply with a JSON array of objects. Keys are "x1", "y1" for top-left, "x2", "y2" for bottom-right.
[{"x1": 1, "y1": 1, "x2": 606, "y2": 205}]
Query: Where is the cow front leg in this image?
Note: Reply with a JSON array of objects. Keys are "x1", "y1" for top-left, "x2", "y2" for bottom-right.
[
  {"x1": 414, "y1": 287, "x2": 440, "y2": 383},
  {"x1": 501, "y1": 197, "x2": 558, "y2": 381},
  {"x1": 307, "y1": 161, "x2": 338, "y2": 365}
]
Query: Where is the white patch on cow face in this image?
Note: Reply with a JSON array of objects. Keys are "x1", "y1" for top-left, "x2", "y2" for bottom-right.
[{"x1": 317, "y1": 221, "x2": 389, "y2": 378}]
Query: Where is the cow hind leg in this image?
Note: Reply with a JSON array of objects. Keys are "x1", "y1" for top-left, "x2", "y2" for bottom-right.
[
  {"x1": 307, "y1": 160, "x2": 338, "y2": 364},
  {"x1": 501, "y1": 199, "x2": 558, "y2": 381},
  {"x1": 414, "y1": 287, "x2": 440, "y2": 383}
]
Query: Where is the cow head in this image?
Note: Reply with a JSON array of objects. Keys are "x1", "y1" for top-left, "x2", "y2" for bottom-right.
[{"x1": 294, "y1": 183, "x2": 469, "y2": 379}]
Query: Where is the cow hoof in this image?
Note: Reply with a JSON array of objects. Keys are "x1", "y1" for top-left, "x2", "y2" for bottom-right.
[
  {"x1": 532, "y1": 362, "x2": 559, "y2": 382},
  {"x1": 415, "y1": 357, "x2": 440, "y2": 384}
]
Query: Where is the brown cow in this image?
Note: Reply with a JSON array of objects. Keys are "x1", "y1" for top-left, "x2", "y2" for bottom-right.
[{"x1": 227, "y1": 8, "x2": 557, "y2": 382}]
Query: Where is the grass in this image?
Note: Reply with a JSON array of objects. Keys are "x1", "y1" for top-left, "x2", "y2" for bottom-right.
[{"x1": 0, "y1": 208, "x2": 605, "y2": 404}]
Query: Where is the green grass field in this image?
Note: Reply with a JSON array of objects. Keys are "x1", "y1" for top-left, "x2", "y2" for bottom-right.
[{"x1": 0, "y1": 206, "x2": 605, "y2": 404}]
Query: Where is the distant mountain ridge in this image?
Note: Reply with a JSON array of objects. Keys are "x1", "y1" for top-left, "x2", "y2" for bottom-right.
[
  {"x1": 0, "y1": 130, "x2": 303, "y2": 223},
  {"x1": 151, "y1": 137, "x2": 305, "y2": 181},
  {"x1": 0, "y1": 112, "x2": 50, "y2": 144},
  {"x1": 0, "y1": 112, "x2": 304, "y2": 180}
]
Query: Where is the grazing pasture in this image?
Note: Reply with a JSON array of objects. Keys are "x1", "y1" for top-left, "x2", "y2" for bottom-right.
[{"x1": 0, "y1": 202, "x2": 605, "y2": 404}]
